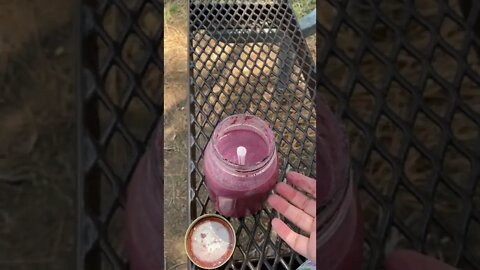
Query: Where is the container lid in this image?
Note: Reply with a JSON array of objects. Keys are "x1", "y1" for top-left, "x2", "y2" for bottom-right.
[{"x1": 185, "y1": 214, "x2": 236, "y2": 269}]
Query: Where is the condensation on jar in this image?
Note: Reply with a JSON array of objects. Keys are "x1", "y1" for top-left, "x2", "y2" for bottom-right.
[
  {"x1": 317, "y1": 98, "x2": 364, "y2": 270},
  {"x1": 203, "y1": 114, "x2": 279, "y2": 218}
]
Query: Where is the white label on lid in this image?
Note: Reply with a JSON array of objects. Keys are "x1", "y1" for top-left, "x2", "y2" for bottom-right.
[{"x1": 190, "y1": 220, "x2": 231, "y2": 263}]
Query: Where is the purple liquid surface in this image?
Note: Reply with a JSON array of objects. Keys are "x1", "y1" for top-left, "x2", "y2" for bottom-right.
[{"x1": 216, "y1": 130, "x2": 269, "y2": 166}]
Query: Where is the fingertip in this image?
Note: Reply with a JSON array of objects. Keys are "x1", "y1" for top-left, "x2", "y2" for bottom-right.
[
  {"x1": 275, "y1": 182, "x2": 289, "y2": 192},
  {"x1": 285, "y1": 171, "x2": 304, "y2": 185},
  {"x1": 287, "y1": 171, "x2": 315, "y2": 182},
  {"x1": 271, "y1": 218, "x2": 289, "y2": 235},
  {"x1": 285, "y1": 171, "x2": 316, "y2": 196},
  {"x1": 267, "y1": 194, "x2": 279, "y2": 206},
  {"x1": 271, "y1": 217, "x2": 281, "y2": 226},
  {"x1": 285, "y1": 171, "x2": 299, "y2": 179},
  {"x1": 268, "y1": 193, "x2": 289, "y2": 212},
  {"x1": 275, "y1": 182, "x2": 304, "y2": 203},
  {"x1": 270, "y1": 218, "x2": 282, "y2": 238}
]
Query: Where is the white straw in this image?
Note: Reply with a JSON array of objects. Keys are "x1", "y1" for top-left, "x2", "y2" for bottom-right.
[{"x1": 237, "y1": 146, "x2": 247, "y2": 165}]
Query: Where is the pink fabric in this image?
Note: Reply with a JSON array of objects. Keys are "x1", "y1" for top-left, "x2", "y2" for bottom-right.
[{"x1": 385, "y1": 250, "x2": 457, "y2": 270}]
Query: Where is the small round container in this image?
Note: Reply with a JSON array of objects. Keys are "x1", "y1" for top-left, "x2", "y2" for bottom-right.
[{"x1": 185, "y1": 214, "x2": 236, "y2": 269}]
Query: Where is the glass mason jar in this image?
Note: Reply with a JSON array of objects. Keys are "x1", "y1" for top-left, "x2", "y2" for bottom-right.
[
  {"x1": 203, "y1": 114, "x2": 279, "y2": 218},
  {"x1": 126, "y1": 121, "x2": 164, "y2": 270},
  {"x1": 317, "y1": 99, "x2": 364, "y2": 270}
]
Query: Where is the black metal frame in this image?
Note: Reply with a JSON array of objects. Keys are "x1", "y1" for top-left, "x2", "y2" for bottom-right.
[
  {"x1": 318, "y1": 0, "x2": 480, "y2": 269},
  {"x1": 187, "y1": 0, "x2": 316, "y2": 269}
]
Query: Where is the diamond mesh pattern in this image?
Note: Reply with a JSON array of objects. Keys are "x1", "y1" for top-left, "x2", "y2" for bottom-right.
[
  {"x1": 318, "y1": 0, "x2": 480, "y2": 269},
  {"x1": 77, "y1": 0, "x2": 163, "y2": 269},
  {"x1": 188, "y1": 1, "x2": 316, "y2": 269}
]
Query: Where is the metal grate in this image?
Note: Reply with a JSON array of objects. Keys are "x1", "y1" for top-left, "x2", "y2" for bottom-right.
[
  {"x1": 76, "y1": 0, "x2": 163, "y2": 269},
  {"x1": 188, "y1": 1, "x2": 316, "y2": 269},
  {"x1": 318, "y1": 0, "x2": 480, "y2": 269}
]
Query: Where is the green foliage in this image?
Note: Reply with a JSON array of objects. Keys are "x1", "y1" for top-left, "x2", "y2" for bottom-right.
[
  {"x1": 292, "y1": 0, "x2": 316, "y2": 18},
  {"x1": 165, "y1": 0, "x2": 183, "y2": 23}
]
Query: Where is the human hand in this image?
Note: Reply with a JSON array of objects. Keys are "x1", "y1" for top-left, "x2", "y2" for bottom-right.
[{"x1": 267, "y1": 171, "x2": 316, "y2": 262}]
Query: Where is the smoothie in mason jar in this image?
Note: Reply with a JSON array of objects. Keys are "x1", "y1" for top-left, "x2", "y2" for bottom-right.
[{"x1": 203, "y1": 114, "x2": 279, "y2": 218}]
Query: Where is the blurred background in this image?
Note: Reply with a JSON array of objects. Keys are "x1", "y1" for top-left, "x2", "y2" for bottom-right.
[
  {"x1": 0, "y1": 1, "x2": 75, "y2": 270},
  {"x1": 318, "y1": 1, "x2": 480, "y2": 269}
]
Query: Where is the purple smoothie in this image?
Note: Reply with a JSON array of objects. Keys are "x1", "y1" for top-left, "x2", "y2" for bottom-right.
[
  {"x1": 318, "y1": 97, "x2": 364, "y2": 270},
  {"x1": 203, "y1": 114, "x2": 279, "y2": 218},
  {"x1": 215, "y1": 130, "x2": 269, "y2": 166}
]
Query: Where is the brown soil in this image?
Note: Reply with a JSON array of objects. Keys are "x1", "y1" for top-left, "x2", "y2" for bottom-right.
[{"x1": 164, "y1": 14, "x2": 190, "y2": 269}]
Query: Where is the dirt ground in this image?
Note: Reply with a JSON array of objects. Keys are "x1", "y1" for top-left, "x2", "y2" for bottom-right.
[{"x1": 164, "y1": 14, "x2": 190, "y2": 269}]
